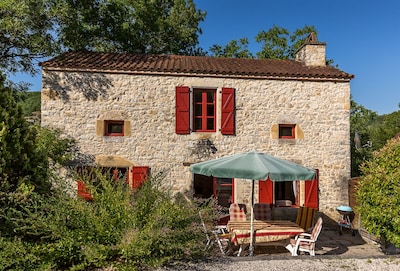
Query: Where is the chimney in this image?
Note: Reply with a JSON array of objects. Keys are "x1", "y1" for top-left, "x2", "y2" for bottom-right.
[{"x1": 295, "y1": 32, "x2": 326, "y2": 66}]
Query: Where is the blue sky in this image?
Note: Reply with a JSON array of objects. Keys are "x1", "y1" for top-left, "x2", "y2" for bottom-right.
[{"x1": 10, "y1": 0, "x2": 400, "y2": 115}]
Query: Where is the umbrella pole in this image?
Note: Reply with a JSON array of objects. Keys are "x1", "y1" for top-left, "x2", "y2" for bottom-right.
[{"x1": 249, "y1": 180, "x2": 255, "y2": 256}]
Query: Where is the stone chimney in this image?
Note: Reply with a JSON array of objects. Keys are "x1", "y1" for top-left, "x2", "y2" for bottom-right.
[{"x1": 295, "y1": 32, "x2": 326, "y2": 66}]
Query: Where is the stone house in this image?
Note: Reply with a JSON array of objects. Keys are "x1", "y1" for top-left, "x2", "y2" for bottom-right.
[{"x1": 40, "y1": 35, "x2": 354, "y2": 221}]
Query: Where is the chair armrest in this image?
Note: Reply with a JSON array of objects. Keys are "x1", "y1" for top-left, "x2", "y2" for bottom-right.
[
  {"x1": 295, "y1": 233, "x2": 311, "y2": 240},
  {"x1": 295, "y1": 237, "x2": 316, "y2": 244}
]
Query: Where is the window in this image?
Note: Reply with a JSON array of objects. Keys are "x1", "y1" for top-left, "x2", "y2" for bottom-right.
[
  {"x1": 193, "y1": 174, "x2": 233, "y2": 208},
  {"x1": 175, "y1": 86, "x2": 235, "y2": 135},
  {"x1": 193, "y1": 89, "x2": 216, "y2": 132},
  {"x1": 279, "y1": 124, "x2": 295, "y2": 139},
  {"x1": 105, "y1": 120, "x2": 124, "y2": 136},
  {"x1": 214, "y1": 177, "x2": 234, "y2": 209}
]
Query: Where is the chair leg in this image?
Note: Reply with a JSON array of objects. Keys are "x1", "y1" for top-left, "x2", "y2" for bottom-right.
[
  {"x1": 237, "y1": 245, "x2": 243, "y2": 256},
  {"x1": 285, "y1": 244, "x2": 298, "y2": 256},
  {"x1": 215, "y1": 238, "x2": 225, "y2": 256},
  {"x1": 285, "y1": 244, "x2": 293, "y2": 254}
]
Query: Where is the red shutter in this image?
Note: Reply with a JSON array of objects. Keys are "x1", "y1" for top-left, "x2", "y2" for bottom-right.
[
  {"x1": 221, "y1": 87, "x2": 235, "y2": 135},
  {"x1": 304, "y1": 169, "x2": 319, "y2": 210},
  {"x1": 131, "y1": 166, "x2": 150, "y2": 189},
  {"x1": 175, "y1": 86, "x2": 190, "y2": 134},
  {"x1": 259, "y1": 177, "x2": 273, "y2": 204},
  {"x1": 77, "y1": 181, "x2": 93, "y2": 201}
]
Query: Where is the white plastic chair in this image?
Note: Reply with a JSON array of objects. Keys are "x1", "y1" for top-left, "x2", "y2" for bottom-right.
[{"x1": 286, "y1": 217, "x2": 323, "y2": 256}]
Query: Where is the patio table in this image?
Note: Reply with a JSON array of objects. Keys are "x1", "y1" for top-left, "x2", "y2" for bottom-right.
[{"x1": 227, "y1": 220, "x2": 304, "y2": 246}]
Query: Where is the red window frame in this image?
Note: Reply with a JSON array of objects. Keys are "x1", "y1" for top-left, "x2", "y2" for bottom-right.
[
  {"x1": 279, "y1": 124, "x2": 295, "y2": 139},
  {"x1": 193, "y1": 89, "x2": 216, "y2": 132},
  {"x1": 105, "y1": 120, "x2": 124, "y2": 136}
]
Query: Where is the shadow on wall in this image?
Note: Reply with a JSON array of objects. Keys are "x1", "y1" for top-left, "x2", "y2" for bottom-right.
[{"x1": 43, "y1": 72, "x2": 113, "y2": 101}]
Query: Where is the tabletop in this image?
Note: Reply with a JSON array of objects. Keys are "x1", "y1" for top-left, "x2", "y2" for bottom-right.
[{"x1": 227, "y1": 220, "x2": 304, "y2": 245}]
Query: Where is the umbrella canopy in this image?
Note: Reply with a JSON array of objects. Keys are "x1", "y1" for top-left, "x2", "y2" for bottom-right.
[
  {"x1": 189, "y1": 150, "x2": 316, "y2": 256},
  {"x1": 189, "y1": 150, "x2": 316, "y2": 181}
]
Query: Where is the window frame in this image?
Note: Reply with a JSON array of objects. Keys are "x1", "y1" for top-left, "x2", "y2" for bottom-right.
[
  {"x1": 279, "y1": 124, "x2": 296, "y2": 139},
  {"x1": 104, "y1": 120, "x2": 124, "y2": 136},
  {"x1": 175, "y1": 86, "x2": 235, "y2": 135},
  {"x1": 192, "y1": 88, "x2": 216, "y2": 132}
]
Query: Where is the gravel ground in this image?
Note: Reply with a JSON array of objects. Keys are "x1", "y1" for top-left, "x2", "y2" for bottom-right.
[{"x1": 157, "y1": 256, "x2": 400, "y2": 271}]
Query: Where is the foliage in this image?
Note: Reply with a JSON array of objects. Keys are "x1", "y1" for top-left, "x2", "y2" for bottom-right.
[
  {"x1": 0, "y1": 73, "x2": 74, "y2": 197},
  {"x1": 0, "y1": 0, "x2": 58, "y2": 75},
  {"x1": 209, "y1": 38, "x2": 254, "y2": 58},
  {"x1": 15, "y1": 91, "x2": 41, "y2": 117},
  {"x1": 209, "y1": 25, "x2": 319, "y2": 60},
  {"x1": 356, "y1": 137, "x2": 400, "y2": 247},
  {"x1": 0, "y1": 169, "x2": 210, "y2": 271},
  {"x1": 0, "y1": 74, "x2": 49, "y2": 195},
  {"x1": 1, "y1": 0, "x2": 206, "y2": 77},
  {"x1": 350, "y1": 98, "x2": 400, "y2": 176},
  {"x1": 350, "y1": 98, "x2": 379, "y2": 176},
  {"x1": 54, "y1": 0, "x2": 206, "y2": 55}
]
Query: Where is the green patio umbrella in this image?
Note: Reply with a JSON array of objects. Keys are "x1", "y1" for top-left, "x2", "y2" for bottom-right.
[{"x1": 189, "y1": 150, "x2": 316, "y2": 256}]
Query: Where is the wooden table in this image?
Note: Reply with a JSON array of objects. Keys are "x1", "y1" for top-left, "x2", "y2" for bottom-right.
[{"x1": 227, "y1": 220, "x2": 304, "y2": 246}]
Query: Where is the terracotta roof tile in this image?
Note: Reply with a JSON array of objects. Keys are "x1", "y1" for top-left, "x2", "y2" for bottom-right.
[{"x1": 40, "y1": 51, "x2": 354, "y2": 81}]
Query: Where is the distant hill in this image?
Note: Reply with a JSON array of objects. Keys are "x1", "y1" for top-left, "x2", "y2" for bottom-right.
[{"x1": 16, "y1": 91, "x2": 41, "y2": 117}]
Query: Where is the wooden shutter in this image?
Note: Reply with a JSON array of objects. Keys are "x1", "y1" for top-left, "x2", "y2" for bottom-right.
[
  {"x1": 77, "y1": 181, "x2": 93, "y2": 201},
  {"x1": 259, "y1": 177, "x2": 273, "y2": 204},
  {"x1": 221, "y1": 87, "x2": 235, "y2": 135},
  {"x1": 175, "y1": 86, "x2": 190, "y2": 134},
  {"x1": 131, "y1": 166, "x2": 150, "y2": 189},
  {"x1": 304, "y1": 169, "x2": 319, "y2": 210}
]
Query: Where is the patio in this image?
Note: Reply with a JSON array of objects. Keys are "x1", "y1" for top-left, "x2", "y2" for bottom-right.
[{"x1": 225, "y1": 227, "x2": 384, "y2": 257}]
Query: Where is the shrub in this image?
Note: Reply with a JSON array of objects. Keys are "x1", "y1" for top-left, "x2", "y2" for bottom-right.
[
  {"x1": 356, "y1": 137, "x2": 400, "y2": 247},
  {"x1": 118, "y1": 171, "x2": 206, "y2": 269},
  {"x1": 0, "y1": 169, "x2": 210, "y2": 271}
]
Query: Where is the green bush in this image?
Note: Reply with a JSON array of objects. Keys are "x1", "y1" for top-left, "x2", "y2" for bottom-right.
[
  {"x1": 356, "y1": 137, "x2": 400, "y2": 247},
  {"x1": 0, "y1": 169, "x2": 210, "y2": 271}
]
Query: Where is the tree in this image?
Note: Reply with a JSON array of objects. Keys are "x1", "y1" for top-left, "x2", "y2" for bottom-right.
[
  {"x1": 0, "y1": 73, "x2": 73, "y2": 195},
  {"x1": 209, "y1": 38, "x2": 254, "y2": 58},
  {"x1": 208, "y1": 25, "x2": 318, "y2": 59},
  {"x1": 350, "y1": 98, "x2": 400, "y2": 177},
  {"x1": 256, "y1": 25, "x2": 320, "y2": 59},
  {"x1": 55, "y1": 0, "x2": 205, "y2": 55},
  {"x1": 0, "y1": 0, "x2": 58, "y2": 75},
  {"x1": 350, "y1": 98, "x2": 379, "y2": 176},
  {"x1": 356, "y1": 137, "x2": 400, "y2": 247},
  {"x1": 0, "y1": 0, "x2": 206, "y2": 77},
  {"x1": 0, "y1": 73, "x2": 47, "y2": 194}
]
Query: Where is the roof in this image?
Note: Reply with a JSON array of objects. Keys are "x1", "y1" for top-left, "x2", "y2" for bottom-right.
[{"x1": 40, "y1": 51, "x2": 354, "y2": 81}]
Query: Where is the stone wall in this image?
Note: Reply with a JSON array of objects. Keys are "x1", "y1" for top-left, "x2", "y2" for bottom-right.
[{"x1": 41, "y1": 70, "x2": 351, "y2": 220}]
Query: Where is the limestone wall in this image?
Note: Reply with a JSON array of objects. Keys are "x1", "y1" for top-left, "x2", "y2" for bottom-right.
[{"x1": 41, "y1": 70, "x2": 351, "y2": 220}]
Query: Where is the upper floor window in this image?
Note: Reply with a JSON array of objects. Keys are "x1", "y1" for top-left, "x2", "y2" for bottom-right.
[
  {"x1": 279, "y1": 124, "x2": 295, "y2": 139},
  {"x1": 193, "y1": 89, "x2": 216, "y2": 132},
  {"x1": 105, "y1": 120, "x2": 124, "y2": 136},
  {"x1": 175, "y1": 86, "x2": 235, "y2": 135}
]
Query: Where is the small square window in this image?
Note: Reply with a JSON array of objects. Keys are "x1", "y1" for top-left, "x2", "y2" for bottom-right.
[
  {"x1": 279, "y1": 124, "x2": 295, "y2": 139},
  {"x1": 105, "y1": 120, "x2": 124, "y2": 136}
]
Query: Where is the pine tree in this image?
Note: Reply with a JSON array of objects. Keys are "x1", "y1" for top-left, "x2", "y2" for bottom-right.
[{"x1": 0, "y1": 73, "x2": 49, "y2": 194}]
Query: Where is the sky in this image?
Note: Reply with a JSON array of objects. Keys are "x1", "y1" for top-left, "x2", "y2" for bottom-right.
[{"x1": 10, "y1": 0, "x2": 400, "y2": 115}]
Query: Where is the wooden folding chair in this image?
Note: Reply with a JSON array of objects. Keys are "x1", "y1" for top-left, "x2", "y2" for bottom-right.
[
  {"x1": 199, "y1": 210, "x2": 231, "y2": 256},
  {"x1": 295, "y1": 206, "x2": 315, "y2": 231}
]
